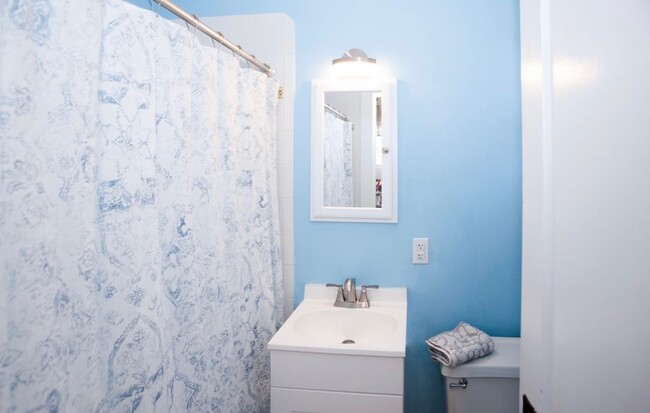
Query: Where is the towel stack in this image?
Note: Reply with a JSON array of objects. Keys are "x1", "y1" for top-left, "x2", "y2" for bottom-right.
[{"x1": 426, "y1": 322, "x2": 494, "y2": 368}]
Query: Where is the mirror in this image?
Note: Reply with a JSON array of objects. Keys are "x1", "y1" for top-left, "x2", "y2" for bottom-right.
[
  {"x1": 311, "y1": 78, "x2": 397, "y2": 222},
  {"x1": 323, "y1": 91, "x2": 382, "y2": 208}
]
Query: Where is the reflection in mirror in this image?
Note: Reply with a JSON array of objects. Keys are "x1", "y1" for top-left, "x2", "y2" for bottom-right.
[{"x1": 323, "y1": 92, "x2": 383, "y2": 208}]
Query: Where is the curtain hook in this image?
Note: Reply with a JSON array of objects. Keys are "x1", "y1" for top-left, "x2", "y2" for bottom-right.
[
  {"x1": 214, "y1": 32, "x2": 224, "y2": 49},
  {"x1": 191, "y1": 14, "x2": 200, "y2": 37},
  {"x1": 238, "y1": 46, "x2": 249, "y2": 69}
]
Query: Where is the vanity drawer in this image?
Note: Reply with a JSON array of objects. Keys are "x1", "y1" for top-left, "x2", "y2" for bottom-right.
[
  {"x1": 270, "y1": 350, "x2": 404, "y2": 395},
  {"x1": 271, "y1": 387, "x2": 403, "y2": 413}
]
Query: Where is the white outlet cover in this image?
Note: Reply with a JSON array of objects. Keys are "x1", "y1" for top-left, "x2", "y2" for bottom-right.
[{"x1": 412, "y1": 238, "x2": 429, "y2": 264}]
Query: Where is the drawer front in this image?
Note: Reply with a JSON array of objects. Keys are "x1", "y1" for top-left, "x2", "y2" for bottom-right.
[
  {"x1": 271, "y1": 387, "x2": 403, "y2": 413},
  {"x1": 271, "y1": 350, "x2": 404, "y2": 395}
]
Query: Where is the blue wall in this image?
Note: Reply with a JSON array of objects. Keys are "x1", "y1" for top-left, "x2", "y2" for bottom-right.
[{"x1": 132, "y1": 1, "x2": 522, "y2": 411}]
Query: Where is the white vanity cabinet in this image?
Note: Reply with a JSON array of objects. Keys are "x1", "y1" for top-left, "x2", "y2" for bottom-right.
[
  {"x1": 270, "y1": 350, "x2": 404, "y2": 413},
  {"x1": 268, "y1": 284, "x2": 407, "y2": 413}
]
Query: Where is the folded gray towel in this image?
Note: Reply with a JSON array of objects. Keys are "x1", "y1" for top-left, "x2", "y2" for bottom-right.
[{"x1": 425, "y1": 321, "x2": 494, "y2": 367}]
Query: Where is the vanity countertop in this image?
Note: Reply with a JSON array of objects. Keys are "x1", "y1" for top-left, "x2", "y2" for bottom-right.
[{"x1": 268, "y1": 284, "x2": 407, "y2": 357}]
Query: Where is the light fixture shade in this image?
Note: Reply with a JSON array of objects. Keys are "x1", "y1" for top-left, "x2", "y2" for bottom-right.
[
  {"x1": 331, "y1": 48, "x2": 377, "y2": 78},
  {"x1": 332, "y1": 48, "x2": 377, "y2": 65}
]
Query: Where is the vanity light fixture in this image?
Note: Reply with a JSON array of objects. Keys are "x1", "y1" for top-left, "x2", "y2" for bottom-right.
[{"x1": 332, "y1": 48, "x2": 377, "y2": 78}]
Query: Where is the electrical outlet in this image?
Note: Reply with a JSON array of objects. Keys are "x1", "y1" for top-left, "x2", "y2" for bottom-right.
[{"x1": 412, "y1": 238, "x2": 429, "y2": 264}]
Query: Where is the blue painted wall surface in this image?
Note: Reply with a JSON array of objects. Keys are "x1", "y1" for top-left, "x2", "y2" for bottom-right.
[{"x1": 132, "y1": 1, "x2": 522, "y2": 411}]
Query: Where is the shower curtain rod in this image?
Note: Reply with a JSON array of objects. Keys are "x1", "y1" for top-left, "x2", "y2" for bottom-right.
[
  {"x1": 324, "y1": 103, "x2": 350, "y2": 121},
  {"x1": 152, "y1": 0, "x2": 274, "y2": 76}
]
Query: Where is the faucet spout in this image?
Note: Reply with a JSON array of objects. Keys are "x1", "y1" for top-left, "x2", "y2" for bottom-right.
[
  {"x1": 343, "y1": 278, "x2": 356, "y2": 303},
  {"x1": 326, "y1": 280, "x2": 379, "y2": 308}
]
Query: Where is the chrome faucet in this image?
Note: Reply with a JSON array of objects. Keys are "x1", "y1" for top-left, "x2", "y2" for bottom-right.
[
  {"x1": 326, "y1": 278, "x2": 378, "y2": 308},
  {"x1": 343, "y1": 277, "x2": 356, "y2": 303}
]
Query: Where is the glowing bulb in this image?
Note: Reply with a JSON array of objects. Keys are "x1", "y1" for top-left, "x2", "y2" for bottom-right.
[
  {"x1": 331, "y1": 49, "x2": 377, "y2": 79},
  {"x1": 332, "y1": 61, "x2": 377, "y2": 78}
]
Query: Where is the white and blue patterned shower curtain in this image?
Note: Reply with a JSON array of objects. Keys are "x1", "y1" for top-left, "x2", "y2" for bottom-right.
[
  {"x1": 0, "y1": 0, "x2": 283, "y2": 411},
  {"x1": 322, "y1": 111, "x2": 353, "y2": 207}
]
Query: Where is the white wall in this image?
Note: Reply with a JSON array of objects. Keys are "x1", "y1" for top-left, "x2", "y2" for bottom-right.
[
  {"x1": 191, "y1": 14, "x2": 296, "y2": 319},
  {"x1": 520, "y1": 1, "x2": 650, "y2": 411}
]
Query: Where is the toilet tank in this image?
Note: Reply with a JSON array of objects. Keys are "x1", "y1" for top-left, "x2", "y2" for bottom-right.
[{"x1": 441, "y1": 337, "x2": 520, "y2": 413}]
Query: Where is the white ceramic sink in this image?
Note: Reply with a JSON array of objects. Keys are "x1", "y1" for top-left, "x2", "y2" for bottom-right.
[
  {"x1": 268, "y1": 284, "x2": 407, "y2": 357},
  {"x1": 293, "y1": 309, "x2": 398, "y2": 342}
]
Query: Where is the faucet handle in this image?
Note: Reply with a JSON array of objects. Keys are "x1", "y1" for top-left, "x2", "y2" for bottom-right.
[
  {"x1": 325, "y1": 283, "x2": 345, "y2": 304},
  {"x1": 358, "y1": 285, "x2": 379, "y2": 306}
]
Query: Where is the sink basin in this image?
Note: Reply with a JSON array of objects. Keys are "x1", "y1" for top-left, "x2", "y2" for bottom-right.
[
  {"x1": 293, "y1": 309, "x2": 398, "y2": 342},
  {"x1": 268, "y1": 284, "x2": 407, "y2": 357}
]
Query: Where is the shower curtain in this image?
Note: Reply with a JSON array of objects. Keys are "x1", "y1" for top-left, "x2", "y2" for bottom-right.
[
  {"x1": 322, "y1": 110, "x2": 353, "y2": 207},
  {"x1": 0, "y1": 0, "x2": 283, "y2": 412}
]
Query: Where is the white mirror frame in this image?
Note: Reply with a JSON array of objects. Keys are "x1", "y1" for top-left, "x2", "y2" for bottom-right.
[{"x1": 311, "y1": 77, "x2": 398, "y2": 223}]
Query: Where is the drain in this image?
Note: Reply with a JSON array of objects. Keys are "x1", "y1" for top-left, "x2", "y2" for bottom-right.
[{"x1": 341, "y1": 339, "x2": 355, "y2": 344}]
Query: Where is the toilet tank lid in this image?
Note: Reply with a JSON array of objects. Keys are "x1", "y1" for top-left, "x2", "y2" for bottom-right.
[{"x1": 440, "y1": 337, "x2": 520, "y2": 379}]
